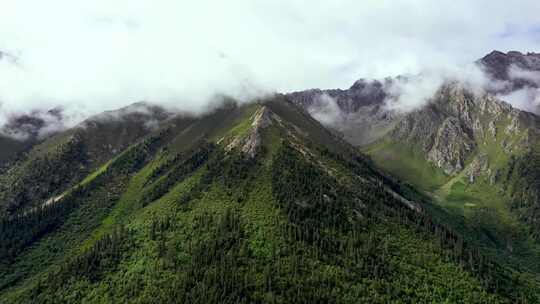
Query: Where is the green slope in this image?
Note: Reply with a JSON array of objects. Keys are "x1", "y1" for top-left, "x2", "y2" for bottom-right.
[
  {"x1": 364, "y1": 134, "x2": 540, "y2": 277},
  {"x1": 356, "y1": 84, "x2": 540, "y2": 281},
  {"x1": 1, "y1": 98, "x2": 539, "y2": 303},
  {"x1": 0, "y1": 103, "x2": 173, "y2": 218},
  {"x1": 364, "y1": 139, "x2": 449, "y2": 192}
]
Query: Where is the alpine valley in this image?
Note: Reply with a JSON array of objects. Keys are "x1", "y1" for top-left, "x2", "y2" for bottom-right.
[{"x1": 1, "y1": 51, "x2": 540, "y2": 304}]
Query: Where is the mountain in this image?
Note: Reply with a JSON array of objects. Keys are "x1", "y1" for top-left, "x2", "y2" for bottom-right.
[
  {"x1": 288, "y1": 51, "x2": 540, "y2": 280},
  {"x1": 287, "y1": 79, "x2": 396, "y2": 146},
  {"x1": 365, "y1": 84, "x2": 540, "y2": 247},
  {"x1": 0, "y1": 109, "x2": 64, "y2": 168},
  {"x1": 1, "y1": 95, "x2": 538, "y2": 302},
  {"x1": 478, "y1": 50, "x2": 540, "y2": 114},
  {"x1": 478, "y1": 50, "x2": 540, "y2": 92},
  {"x1": 0, "y1": 102, "x2": 172, "y2": 217},
  {"x1": 0, "y1": 102, "x2": 170, "y2": 167}
]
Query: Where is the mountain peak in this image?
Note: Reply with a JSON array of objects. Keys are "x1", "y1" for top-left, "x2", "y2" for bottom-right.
[
  {"x1": 479, "y1": 50, "x2": 540, "y2": 84},
  {"x1": 223, "y1": 105, "x2": 276, "y2": 157},
  {"x1": 349, "y1": 78, "x2": 386, "y2": 91},
  {"x1": 1, "y1": 89, "x2": 539, "y2": 301},
  {"x1": 482, "y1": 50, "x2": 540, "y2": 60}
]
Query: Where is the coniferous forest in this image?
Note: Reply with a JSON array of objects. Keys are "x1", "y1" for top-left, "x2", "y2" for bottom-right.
[
  {"x1": 1, "y1": 100, "x2": 539, "y2": 303},
  {"x1": 4, "y1": 2, "x2": 540, "y2": 303}
]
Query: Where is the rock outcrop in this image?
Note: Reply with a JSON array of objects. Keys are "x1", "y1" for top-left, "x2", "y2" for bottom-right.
[
  {"x1": 465, "y1": 153, "x2": 489, "y2": 183},
  {"x1": 427, "y1": 117, "x2": 475, "y2": 175},
  {"x1": 226, "y1": 106, "x2": 275, "y2": 158},
  {"x1": 241, "y1": 106, "x2": 273, "y2": 157}
]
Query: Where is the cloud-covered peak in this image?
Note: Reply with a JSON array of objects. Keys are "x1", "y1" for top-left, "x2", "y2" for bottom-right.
[{"x1": 0, "y1": 1, "x2": 539, "y2": 131}]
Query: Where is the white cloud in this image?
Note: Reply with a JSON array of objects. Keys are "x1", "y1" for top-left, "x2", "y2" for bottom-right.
[
  {"x1": 382, "y1": 63, "x2": 500, "y2": 113},
  {"x1": 492, "y1": 64, "x2": 540, "y2": 113},
  {"x1": 498, "y1": 87, "x2": 540, "y2": 114},
  {"x1": 307, "y1": 94, "x2": 344, "y2": 127},
  {"x1": 0, "y1": 110, "x2": 65, "y2": 140},
  {"x1": 384, "y1": 74, "x2": 444, "y2": 113},
  {"x1": 0, "y1": 0, "x2": 539, "y2": 129},
  {"x1": 509, "y1": 65, "x2": 540, "y2": 85}
]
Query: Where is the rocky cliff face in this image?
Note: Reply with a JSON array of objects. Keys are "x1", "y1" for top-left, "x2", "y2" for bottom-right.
[
  {"x1": 225, "y1": 106, "x2": 274, "y2": 158},
  {"x1": 426, "y1": 117, "x2": 475, "y2": 175},
  {"x1": 387, "y1": 83, "x2": 539, "y2": 176}
]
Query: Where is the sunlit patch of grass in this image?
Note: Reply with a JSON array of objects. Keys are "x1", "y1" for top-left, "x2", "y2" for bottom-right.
[{"x1": 364, "y1": 140, "x2": 448, "y2": 192}]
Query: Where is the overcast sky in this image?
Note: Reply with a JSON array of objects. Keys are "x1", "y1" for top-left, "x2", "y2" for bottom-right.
[{"x1": 1, "y1": 0, "x2": 539, "y2": 125}]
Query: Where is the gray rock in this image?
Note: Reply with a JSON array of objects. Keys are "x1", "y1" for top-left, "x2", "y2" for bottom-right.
[{"x1": 427, "y1": 117, "x2": 475, "y2": 175}]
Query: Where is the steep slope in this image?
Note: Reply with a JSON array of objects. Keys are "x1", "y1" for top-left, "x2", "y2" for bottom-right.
[
  {"x1": 374, "y1": 84, "x2": 538, "y2": 176},
  {"x1": 287, "y1": 52, "x2": 540, "y2": 275},
  {"x1": 0, "y1": 135, "x2": 35, "y2": 171},
  {"x1": 0, "y1": 109, "x2": 65, "y2": 168},
  {"x1": 0, "y1": 102, "x2": 172, "y2": 217},
  {"x1": 364, "y1": 84, "x2": 540, "y2": 276},
  {"x1": 1, "y1": 97, "x2": 537, "y2": 303}
]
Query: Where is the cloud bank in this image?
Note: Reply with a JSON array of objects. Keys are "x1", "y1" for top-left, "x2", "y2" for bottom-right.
[
  {"x1": 509, "y1": 65, "x2": 540, "y2": 85},
  {"x1": 1, "y1": 0, "x2": 540, "y2": 132},
  {"x1": 500, "y1": 87, "x2": 540, "y2": 113},
  {"x1": 383, "y1": 63, "x2": 510, "y2": 113},
  {"x1": 307, "y1": 94, "x2": 344, "y2": 127}
]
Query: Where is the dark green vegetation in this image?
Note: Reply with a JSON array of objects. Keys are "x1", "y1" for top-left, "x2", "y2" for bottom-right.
[
  {"x1": 505, "y1": 151, "x2": 540, "y2": 240},
  {"x1": 1, "y1": 97, "x2": 539, "y2": 303},
  {"x1": 0, "y1": 102, "x2": 172, "y2": 217},
  {"x1": 361, "y1": 86, "x2": 540, "y2": 282},
  {"x1": 0, "y1": 136, "x2": 34, "y2": 170}
]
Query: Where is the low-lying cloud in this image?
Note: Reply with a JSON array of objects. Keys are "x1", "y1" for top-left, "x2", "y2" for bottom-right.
[
  {"x1": 494, "y1": 64, "x2": 540, "y2": 113},
  {"x1": 509, "y1": 65, "x2": 540, "y2": 85},
  {"x1": 307, "y1": 61, "x2": 540, "y2": 122},
  {"x1": 0, "y1": 109, "x2": 66, "y2": 140},
  {"x1": 307, "y1": 94, "x2": 344, "y2": 127},
  {"x1": 1, "y1": 0, "x2": 540, "y2": 137},
  {"x1": 499, "y1": 87, "x2": 540, "y2": 113},
  {"x1": 382, "y1": 63, "x2": 502, "y2": 113}
]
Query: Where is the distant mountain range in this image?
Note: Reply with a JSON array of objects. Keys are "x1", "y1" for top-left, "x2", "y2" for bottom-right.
[
  {"x1": 1, "y1": 51, "x2": 540, "y2": 302},
  {"x1": 287, "y1": 50, "x2": 540, "y2": 288}
]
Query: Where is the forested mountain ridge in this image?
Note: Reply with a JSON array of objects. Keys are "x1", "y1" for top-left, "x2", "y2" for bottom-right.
[
  {"x1": 287, "y1": 51, "x2": 540, "y2": 283},
  {"x1": 0, "y1": 102, "x2": 172, "y2": 217},
  {"x1": 1, "y1": 96, "x2": 538, "y2": 302},
  {"x1": 364, "y1": 84, "x2": 540, "y2": 262}
]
